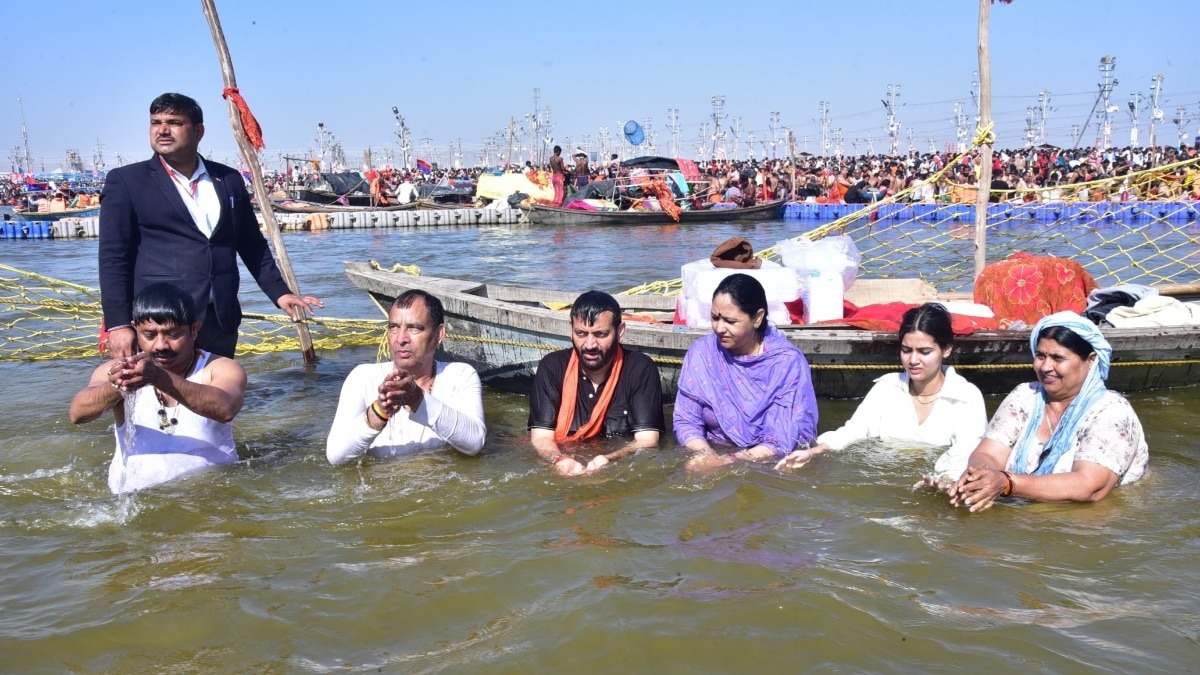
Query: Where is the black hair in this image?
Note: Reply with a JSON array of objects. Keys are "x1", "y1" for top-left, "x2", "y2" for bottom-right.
[
  {"x1": 570, "y1": 290, "x2": 622, "y2": 327},
  {"x1": 150, "y1": 92, "x2": 203, "y2": 125},
  {"x1": 713, "y1": 273, "x2": 768, "y2": 339},
  {"x1": 553, "y1": 145, "x2": 562, "y2": 154},
  {"x1": 1036, "y1": 325, "x2": 1096, "y2": 360},
  {"x1": 898, "y1": 302, "x2": 954, "y2": 348},
  {"x1": 131, "y1": 283, "x2": 196, "y2": 326},
  {"x1": 391, "y1": 289, "x2": 445, "y2": 327}
]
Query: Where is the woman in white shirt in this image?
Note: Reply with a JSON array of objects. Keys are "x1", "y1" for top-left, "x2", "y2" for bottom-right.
[{"x1": 775, "y1": 303, "x2": 986, "y2": 484}]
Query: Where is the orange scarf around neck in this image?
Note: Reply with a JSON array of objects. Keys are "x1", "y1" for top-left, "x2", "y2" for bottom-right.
[{"x1": 553, "y1": 346, "x2": 625, "y2": 444}]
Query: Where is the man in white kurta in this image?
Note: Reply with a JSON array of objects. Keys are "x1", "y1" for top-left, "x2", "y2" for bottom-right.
[
  {"x1": 325, "y1": 361, "x2": 486, "y2": 464},
  {"x1": 325, "y1": 289, "x2": 486, "y2": 465}
]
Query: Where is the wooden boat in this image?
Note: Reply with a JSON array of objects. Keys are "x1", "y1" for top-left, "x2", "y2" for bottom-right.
[
  {"x1": 11, "y1": 205, "x2": 101, "y2": 221},
  {"x1": 343, "y1": 261, "x2": 1200, "y2": 398},
  {"x1": 268, "y1": 196, "x2": 464, "y2": 214},
  {"x1": 292, "y1": 188, "x2": 374, "y2": 207},
  {"x1": 523, "y1": 198, "x2": 787, "y2": 226},
  {"x1": 269, "y1": 196, "x2": 418, "y2": 213}
]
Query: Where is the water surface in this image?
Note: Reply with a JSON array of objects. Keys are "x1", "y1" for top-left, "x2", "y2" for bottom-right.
[{"x1": 2, "y1": 222, "x2": 1198, "y2": 671}]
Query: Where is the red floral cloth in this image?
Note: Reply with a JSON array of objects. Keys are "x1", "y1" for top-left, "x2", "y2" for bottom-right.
[{"x1": 973, "y1": 252, "x2": 1097, "y2": 327}]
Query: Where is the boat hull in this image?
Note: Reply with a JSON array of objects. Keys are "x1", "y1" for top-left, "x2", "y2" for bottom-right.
[
  {"x1": 11, "y1": 207, "x2": 101, "y2": 221},
  {"x1": 344, "y1": 262, "x2": 1200, "y2": 398},
  {"x1": 524, "y1": 199, "x2": 786, "y2": 226}
]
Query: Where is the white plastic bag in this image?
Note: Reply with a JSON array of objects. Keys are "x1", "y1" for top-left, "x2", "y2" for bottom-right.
[{"x1": 777, "y1": 235, "x2": 862, "y2": 292}]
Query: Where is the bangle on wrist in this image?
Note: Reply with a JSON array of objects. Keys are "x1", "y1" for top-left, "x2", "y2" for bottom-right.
[
  {"x1": 999, "y1": 470, "x2": 1014, "y2": 497},
  {"x1": 370, "y1": 400, "x2": 391, "y2": 421}
]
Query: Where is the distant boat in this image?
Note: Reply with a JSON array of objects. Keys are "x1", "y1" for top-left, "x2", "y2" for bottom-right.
[
  {"x1": 11, "y1": 205, "x2": 101, "y2": 221},
  {"x1": 268, "y1": 196, "x2": 459, "y2": 213},
  {"x1": 524, "y1": 199, "x2": 786, "y2": 226},
  {"x1": 269, "y1": 196, "x2": 418, "y2": 213}
]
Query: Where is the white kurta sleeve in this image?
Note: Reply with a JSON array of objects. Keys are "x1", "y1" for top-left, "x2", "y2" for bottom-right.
[
  {"x1": 816, "y1": 378, "x2": 890, "y2": 450},
  {"x1": 325, "y1": 364, "x2": 386, "y2": 465},
  {"x1": 408, "y1": 363, "x2": 487, "y2": 455},
  {"x1": 931, "y1": 382, "x2": 988, "y2": 480}
]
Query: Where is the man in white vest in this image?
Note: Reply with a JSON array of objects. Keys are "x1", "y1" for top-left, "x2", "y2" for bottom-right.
[{"x1": 70, "y1": 282, "x2": 247, "y2": 494}]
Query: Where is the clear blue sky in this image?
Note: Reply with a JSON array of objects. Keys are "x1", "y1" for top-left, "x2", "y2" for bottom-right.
[{"x1": 3, "y1": 0, "x2": 1198, "y2": 172}]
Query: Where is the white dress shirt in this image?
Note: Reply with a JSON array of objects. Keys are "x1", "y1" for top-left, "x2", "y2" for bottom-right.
[{"x1": 816, "y1": 366, "x2": 987, "y2": 480}]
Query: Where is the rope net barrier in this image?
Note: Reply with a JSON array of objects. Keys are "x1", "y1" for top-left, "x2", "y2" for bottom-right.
[
  {"x1": 624, "y1": 152, "x2": 1200, "y2": 296},
  {"x1": 0, "y1": 263, "x2": 385, "y2": 362}
]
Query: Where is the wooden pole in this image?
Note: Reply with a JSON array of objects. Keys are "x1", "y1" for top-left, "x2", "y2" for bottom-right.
[
  {"x1": 364, "y1": 148, "x2": 376, "y2": 207},
  {"x1": 972, "y1": 0, "x2": 994, "y2": 282},
  {"x1": 506, "y1": 117, "x2": 515, "y2": 169},
  {"x1": 199, "y1": 0, "x2": 315, "y2": 363}
]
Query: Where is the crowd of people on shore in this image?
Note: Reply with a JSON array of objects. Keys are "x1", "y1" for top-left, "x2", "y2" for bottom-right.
[
  {"x1": 281, "y1": 141, "x2": 1200, "y2": 210},
  {"x1": 688, "y1": 142, "x2": 1200, "y2": 206},
  {"x1": 8, "y1": 141, "x2": 1199, "y2": 212},
  {"x1": 1, "y1": 178, "x2": 103, "y2": 212}
]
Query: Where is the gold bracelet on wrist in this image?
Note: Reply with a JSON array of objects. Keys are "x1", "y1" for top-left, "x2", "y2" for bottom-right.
[
  {"x1": 999, "y1": 470, "x2": 1014, "y2": 497},
  {"x1": 370, "y1": 400, "x2": 391, "y2": 421}
]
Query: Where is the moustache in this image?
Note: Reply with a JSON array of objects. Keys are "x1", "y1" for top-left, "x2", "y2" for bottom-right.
[{"x1": 152, "y1": 351, "x2": 177, "y2": 360}]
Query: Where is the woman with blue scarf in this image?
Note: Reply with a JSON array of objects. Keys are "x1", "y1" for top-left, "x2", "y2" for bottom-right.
[{"x1": 951, "y1": 311, "x2": 1148, "y2": 512}]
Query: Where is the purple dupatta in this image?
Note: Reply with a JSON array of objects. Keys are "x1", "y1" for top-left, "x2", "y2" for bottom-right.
[{"x1": 674, "y1": 326, "x2": 818, "y2": 455}]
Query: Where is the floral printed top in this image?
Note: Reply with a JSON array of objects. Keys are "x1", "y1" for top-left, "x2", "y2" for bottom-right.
[{"x1": 984, "y1": 383, "x2": 1148, "y2": 486}]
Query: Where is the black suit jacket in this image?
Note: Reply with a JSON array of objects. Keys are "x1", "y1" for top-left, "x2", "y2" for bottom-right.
[{"x1": 98, "y1": 155, "x2": 292, "y2": 332}]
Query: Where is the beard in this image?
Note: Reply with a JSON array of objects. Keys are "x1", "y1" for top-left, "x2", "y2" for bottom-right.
[{"x1": 577, "y1": 343, "x2": 616, "y2": 372}]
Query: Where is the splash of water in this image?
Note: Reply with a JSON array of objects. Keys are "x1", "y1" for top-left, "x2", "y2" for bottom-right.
[{"x1": 114, "y1": 387, "x2": 140, "y2": 500}]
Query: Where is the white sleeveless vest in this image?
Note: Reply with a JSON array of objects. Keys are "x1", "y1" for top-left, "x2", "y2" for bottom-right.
[{"x1": 109, "y1": 351, "x2": 236, "y2": 493}]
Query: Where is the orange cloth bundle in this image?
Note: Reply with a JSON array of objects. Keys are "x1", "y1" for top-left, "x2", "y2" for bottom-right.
[{"x1": 973, "y1": 252, "x2": 1097, "y2": 327}]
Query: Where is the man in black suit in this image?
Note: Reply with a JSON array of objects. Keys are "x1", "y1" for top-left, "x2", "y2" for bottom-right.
[{"x1": 99, "y1": 93, "x2": 321, "y2": 359}]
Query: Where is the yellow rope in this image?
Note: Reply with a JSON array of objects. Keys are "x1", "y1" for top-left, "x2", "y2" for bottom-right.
[
  {"x1": 368, "y1": 259, "x2": 421, "y2": 276},
  {"x1": 973, "y1": 121, "x2": 996, "y2": 147}
]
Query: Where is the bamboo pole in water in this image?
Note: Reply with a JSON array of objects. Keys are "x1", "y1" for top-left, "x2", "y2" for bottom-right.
[
  {"x1": 199, "y1": 0, "x2": 316, "y2": 363},
  {"x1": 973, "y1": 0, "x2": 994, "y2": 281}
]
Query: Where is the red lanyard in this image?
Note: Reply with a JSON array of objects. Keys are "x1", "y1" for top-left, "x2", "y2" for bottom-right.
[{"x1": 159, "y1": 156, "x2": 200, "y2": 201}]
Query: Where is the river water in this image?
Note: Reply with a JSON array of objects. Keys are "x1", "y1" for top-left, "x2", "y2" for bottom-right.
[{"x1": 2, "y1": 221, "x2": 1199, "y2": 671}]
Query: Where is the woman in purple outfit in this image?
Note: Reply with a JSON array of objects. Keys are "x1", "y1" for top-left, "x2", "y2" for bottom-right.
[{"x1": 674, "y1": 273, "x2": 819, "y2": 470}]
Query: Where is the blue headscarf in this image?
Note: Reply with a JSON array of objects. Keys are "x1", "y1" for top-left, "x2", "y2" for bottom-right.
[{"x1": 1010, "y1": 311, "x2": 1112, "y2": 476}]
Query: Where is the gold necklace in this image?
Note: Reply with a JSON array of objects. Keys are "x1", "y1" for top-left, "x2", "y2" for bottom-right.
[
  {"x1": 909, "y1": 380, "x2": 944, "y2": 404},
  {"x1": 1043, "y1": 403, "x2": 1061, "y2": 433}
]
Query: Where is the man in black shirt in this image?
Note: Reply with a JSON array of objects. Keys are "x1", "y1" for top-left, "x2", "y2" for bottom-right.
[{"x1": 528, "y1": 291, "x2": 664, "y2": 476}]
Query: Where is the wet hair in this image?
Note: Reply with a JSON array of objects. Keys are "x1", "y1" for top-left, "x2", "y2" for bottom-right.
[
  {"x1": 713, "y1": 273, "x2": 768, "y2": 339},
  {"x1": 150, "y1": 92, "x2": 203, "y2": 125},
  {"x1": 898, "y1": 302, "x2": 954, "y2": 348},
  {"x1": 570, "y1": 290, "x2": 622, "y2": 327},
  {"x1": 131, "y1": 282, "x2": 195, "y2": 327},
  {"x1": 391, "y1": 289, "x2": 444, "y2": 327},
  {"x1": 553, "y1": 145, "x2": 562, "y2": 154},
  {"x1": 1036, "y1": 325, "x2": 1096, "y2": 360}
]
